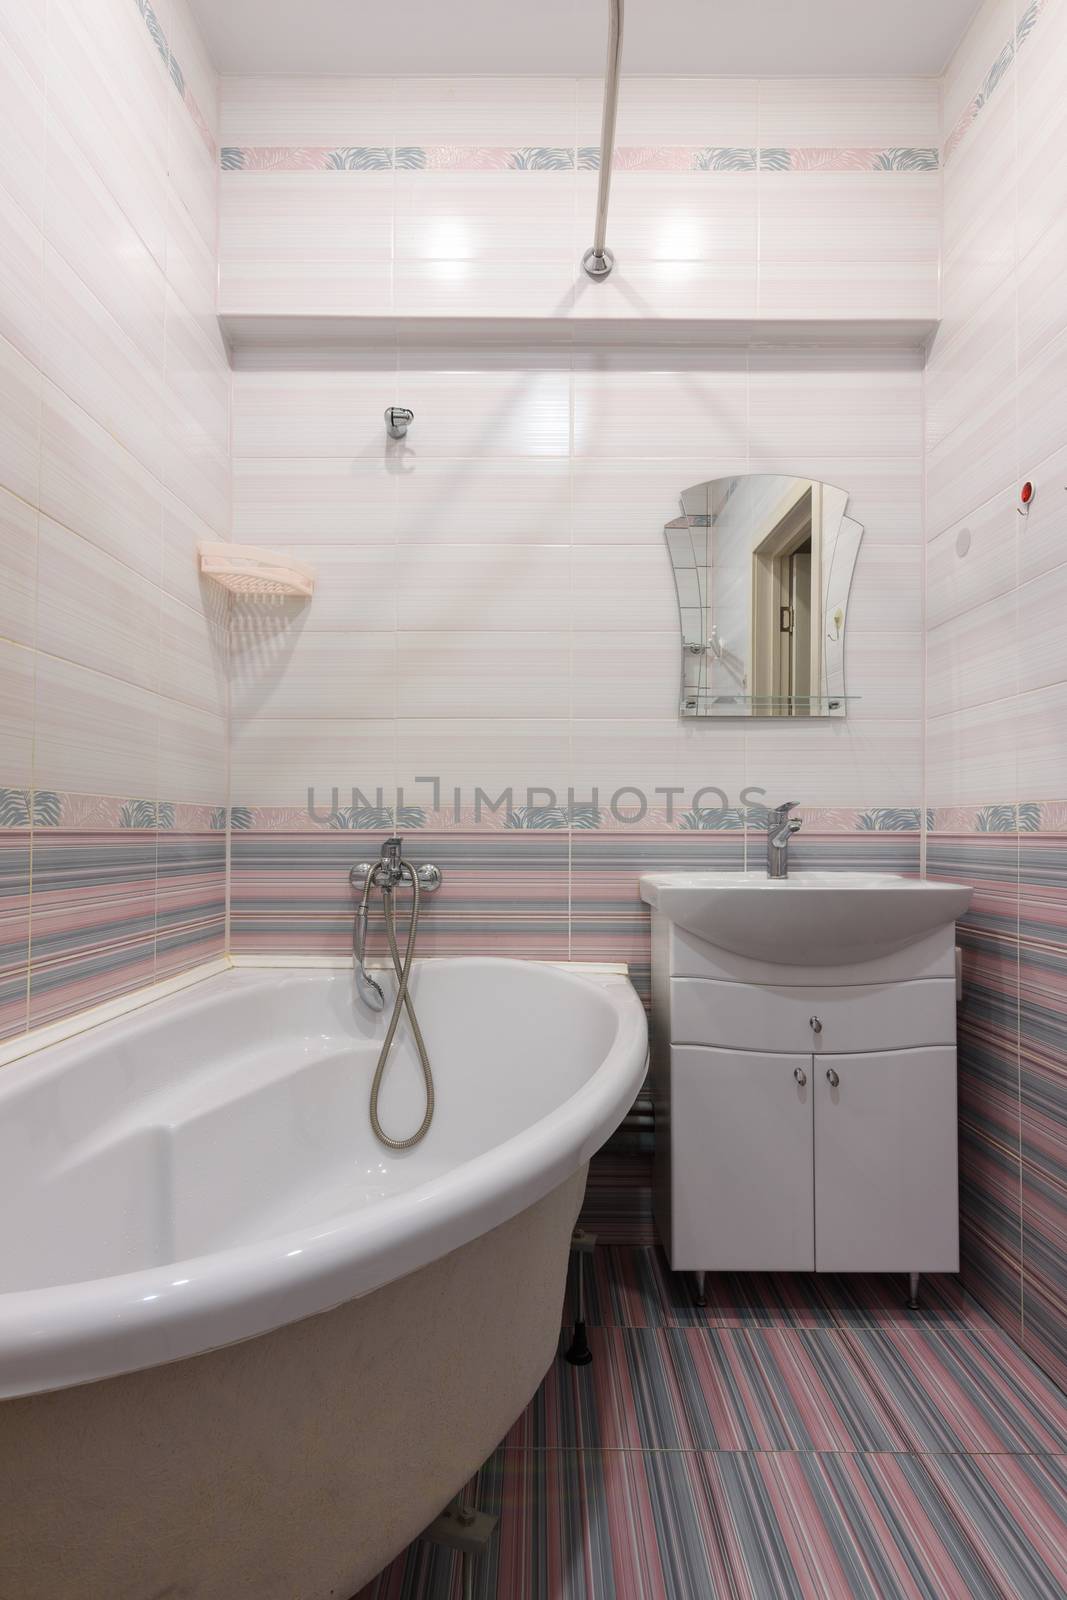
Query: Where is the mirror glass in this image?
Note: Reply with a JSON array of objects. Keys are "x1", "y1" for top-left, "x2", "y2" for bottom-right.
[{"x1": 665, "y1": 474, "x2": 863, "y2": 718}]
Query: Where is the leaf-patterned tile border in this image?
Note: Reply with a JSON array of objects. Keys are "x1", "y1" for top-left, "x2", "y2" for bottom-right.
[
  {"x1": 943, "y1": 0, "x2": 1050, "y2": 165},
  {"x1": 0, "y1": 790, "x2": 226, "y2": 832},
  {"x1": 221, "y1": 144, "x2": 939, "y2": 174},
  {"x1": 134, "y1": 0, "x2": 215, "y2": 157}
]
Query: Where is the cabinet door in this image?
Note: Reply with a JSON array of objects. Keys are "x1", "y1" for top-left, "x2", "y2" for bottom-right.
[
  {"x1": 814, "y1": 1048, "x2": 959, "y2": 1273},
  {"x1": 671, "y1": 1046, "x2": 814, "y2": 1271}
]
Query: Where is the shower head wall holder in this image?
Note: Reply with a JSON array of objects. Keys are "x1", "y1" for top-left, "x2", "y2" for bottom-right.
[
  {"x1": 198, "y1": 542, "x2": 315, "y2": 599},
  {"x1": 385, "y1": 406, "x2": 414, "y2": 439}
]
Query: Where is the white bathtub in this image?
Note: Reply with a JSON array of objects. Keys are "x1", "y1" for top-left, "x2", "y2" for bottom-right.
[{"x1": 0, "y1": 959, "x2": 646, "y2": 1599}]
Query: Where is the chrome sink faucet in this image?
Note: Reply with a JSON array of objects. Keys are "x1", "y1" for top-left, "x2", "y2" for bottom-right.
[{"x1": 766, "y1": 801, "x2": 802, "y2": 879}]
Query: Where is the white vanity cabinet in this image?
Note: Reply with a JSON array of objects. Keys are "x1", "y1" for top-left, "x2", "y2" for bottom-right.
[{"x1": 649, "y1": 912, "x2": 961, "y2": 1283}]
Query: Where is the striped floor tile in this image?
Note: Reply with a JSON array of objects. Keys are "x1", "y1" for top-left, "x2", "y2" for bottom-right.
[
  {"x1": 352, "y1": 1249, "x2": 1067, "y2": 1598},
  {"x1": 505, "y1": 1322, "x2": 1067, "y2": 1457},
  {"x1": 569, "y1": 1246, "x2": 982, "y2": 1330},
  {"x1": 353, "y1": 1448, "x2": 1067, "y2": 1599}
]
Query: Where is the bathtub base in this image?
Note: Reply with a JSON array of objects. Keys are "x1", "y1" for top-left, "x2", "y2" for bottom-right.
[{"x1": 0, "y1": 1165, "x2": 586, "y2": 1600}]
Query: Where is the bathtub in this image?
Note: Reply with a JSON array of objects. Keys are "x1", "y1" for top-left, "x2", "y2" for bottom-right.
[{"x1": 0, "y1": 959, "x2": 646, "y2": 1600}]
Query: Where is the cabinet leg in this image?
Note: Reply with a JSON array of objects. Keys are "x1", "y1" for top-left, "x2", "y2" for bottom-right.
[
  {"x1": 693, "y1": 1271, "x2": 706, "y2": 1308},
  {"x1": 907, "y1": 1272, "x2": 921, "y2": 1310}
]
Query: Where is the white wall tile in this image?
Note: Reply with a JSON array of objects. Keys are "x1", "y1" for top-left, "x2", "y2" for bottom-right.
[
  {"x1": 250, "y1": 545, "x2": 397, "y2": 631},
  {"x1": 232, "y1": 362, "x2": 398, "y2": 457},
  {"x1": 924, "y1": 278, "x2": 1016, "y2": 451},
  {"x1": 44, "y1": 137, "x2": 167, "y2": 368},
  {"x1": 398, "y1": 173, "x2": 574, "y2": 263},
  {"x1": 577, "y1": 76, "x2": 758, "y2": 147},
  {"x1": 926, "y1": 592, "x2": 1018, "y2": 718},
  {"x1": 926, "y1": 489, "x2": 1017, "y2": 626},
  {"x1": 159, "y1": 592, "x2": 227, "y2": 716},
  {"x1": 0, "y1": 184, "x2": 41, "y2": 368},
  {"x1": 927, "y1": 696, "x2": 1018, "y2": 806},
  {"x1": 38, "y1": 382, "x2": 163, "y2": 578},
  {"x1": 0, "y1": 333, "x2": 40, "y2": 505},
  {"x1": 572, "y1": 631, "x2": 680, "y2": 719},
  {"x1": 395, "y1": 356, "x2": 571, "y2": 457},
  {"x1": 1016, "y1": 681, "x2": 1067, "y2": 801},
  {"x1": 1016, "y1": 562, "x2": 1067, "y2": 696},
  {"x1": 157, "y1": 699, "x2": 226, "y2": 804},
  {"x1": 46, "y1": 0, "x2": 169, "y2": 268},
  {"x1": 571, "y1": 545, "x2": 678, "y2": 632},
  {"x1": 571, "y1": 458, "x2": 728, "y2": 544},
  {"x1": 393, "y1": 78, "x2": 576, "y2": 148},
  {"x1": 35, "y1": 516, "x2": 161, "y2": 692},
  {"x1": 745, "y1": 719, "x2": 923, "y2": 809},
  {"x1": 395, "y1": 719, "x2": 571, "y2": 805},
  {"x1": 219, "y1": 172, "x2": 395, "y2": 314},
  {"x1": 394, "y1": 260, "x2": 573, "y2": 320},
  {"x1": 0, "y1": 28, "x2": 44, "y2": 226},
  {"x1": 396, "y1": 630, "x2": 570, "y2": 718},
  {"x1": 573, "y1": 352, "x2": 747, "y2": 459},
  {"x1": 0, "y1": 638, "x2": 33, "y2": 788},
  {"x1": 0, "y1": 485, "x2": 35, "y2": 647},
  {"x1": 229, "y1": 717, "x2": 396, "y2": 812},
  {"x1": 1017, "y1": 439, "x2": 1067, "y2": 587},
  {"x1": 396, "y1": 544, "x2": 569, "y2": 631},
  {"x1": 33, "y1": 653, "x2": 159, "y2": 798},
  {"x1": 758, "y1": 78, "x2": 939, "y2": 148},
  {"x1": 233, "y1": 457, "x2": 398, "y2": 544},
  {"x1": 38, "y1": 247, "x2": 166, "y2": 478},
  {"x1": 748, "y1": 349, "x2": 923, "y2": 459},
  {"x1": 395, "y1": 458, "x2": 568, "y2": 545},
  {"x1": 220, "y1": 77, "x2": 393, "y2": 147},
  {"x1": 230, "y1": 625, "x2": 398, "y2": 720},
  {"x1": 845, "y1": 544, "x2": 923, "y2": 632}
]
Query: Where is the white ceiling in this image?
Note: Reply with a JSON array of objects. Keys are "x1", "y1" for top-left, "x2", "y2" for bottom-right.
[{"x1": 190, "y1": 0, "x2": 981, "y2": 78}]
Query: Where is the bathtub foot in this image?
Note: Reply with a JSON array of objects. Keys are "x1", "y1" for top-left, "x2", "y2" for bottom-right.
[
  {"x1": 565, "y1": 1228, "x2": 596, "y2": 1365},
  {"x1": 693, "y1": 1270, "x2": 707, "y2": 1307},
  {"x1": 565, "y1": 1318, "x2": 593, "y2": 1365},
  {"x1": 422, "y1": 1496, "x2": 497, "y2": 1563},
  {"x1": 907, "y1": 1271, "x2": 921, "y2": 1310}
]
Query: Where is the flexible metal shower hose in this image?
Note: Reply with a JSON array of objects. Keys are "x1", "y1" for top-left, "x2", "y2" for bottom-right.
[{"x1": 368, "y1": 871, "x2": 435, "y2": 1150}]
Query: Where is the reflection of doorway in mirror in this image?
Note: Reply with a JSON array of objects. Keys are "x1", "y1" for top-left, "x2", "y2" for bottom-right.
[{"x1": 750, "y1": 481, "x2": 822, "y2": 716}]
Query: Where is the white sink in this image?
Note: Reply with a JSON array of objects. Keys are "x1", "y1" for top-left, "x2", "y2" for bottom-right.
[{"x1": 639, "y1": 870, "x2": 972, "y2": 965}]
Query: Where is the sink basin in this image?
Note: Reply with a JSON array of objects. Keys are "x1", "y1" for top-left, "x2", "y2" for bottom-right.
[{"x1": 639, "y1": 871, "x2": 972, "y2": 965}]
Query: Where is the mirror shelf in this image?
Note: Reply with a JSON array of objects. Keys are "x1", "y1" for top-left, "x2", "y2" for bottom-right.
[{"x1": 666, "y1": 473, "x2": 864, "y2": 721}]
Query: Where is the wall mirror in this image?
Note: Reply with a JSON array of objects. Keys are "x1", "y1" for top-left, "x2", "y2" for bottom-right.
[{"x1": 665, "y1": 474, "x2": 863, "y2": 718}]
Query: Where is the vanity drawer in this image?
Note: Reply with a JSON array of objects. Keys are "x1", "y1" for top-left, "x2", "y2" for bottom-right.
[{"x1": 670, "y1": 978, "x2": 957, "y2": 1054}]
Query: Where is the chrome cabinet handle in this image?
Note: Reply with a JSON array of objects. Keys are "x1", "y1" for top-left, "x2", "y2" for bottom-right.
[
  {"x1": 826, "y1": 1068, "x2": 840, "y2": 1088},
  {"x1": 809, "y1": 1016, "x2": 822, "y2": 1034},
  {"x1": 793, "y1": 1067, "x2": 807, "y2": 1086}
]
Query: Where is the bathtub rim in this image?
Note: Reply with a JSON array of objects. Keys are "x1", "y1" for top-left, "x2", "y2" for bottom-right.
[{"x1": 0, "y1": 958, "x2": 647, "y2": 1400}]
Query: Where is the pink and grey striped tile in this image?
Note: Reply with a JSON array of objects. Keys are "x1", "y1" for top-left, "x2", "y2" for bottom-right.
[
  {"x1": 505, "y1": 1321, "x2": 1067, "y2": 1457},
  {"x1": 230, "y1": 831, "x2": 570, "y2": 961},
  {"x1": 355, "y1": 1247, "x2": 1067, "y2": 1598},
  {"x1": 354, "y1": 1446, "x2": 1067, "y2": 1599},
  {"x1": 568, "y1": 1248, "x2": 985, "y2": 1333},
  {"x1": 0, "y1": 829, "x2": 30, "y2": 1041}
]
